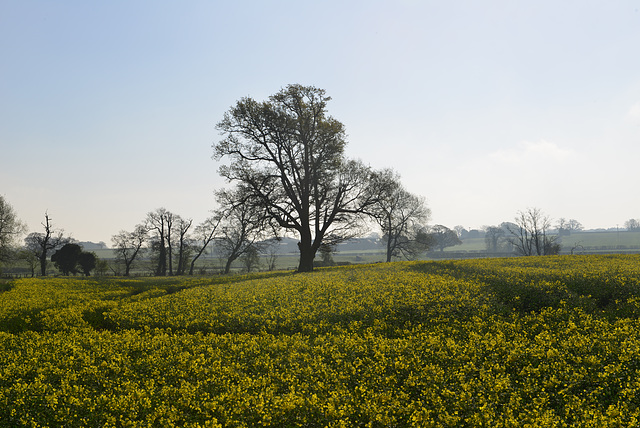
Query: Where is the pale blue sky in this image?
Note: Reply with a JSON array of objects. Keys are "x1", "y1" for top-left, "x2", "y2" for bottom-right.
[{"x1": 1, "y1": 1, "x2": 639, "y2": 244}]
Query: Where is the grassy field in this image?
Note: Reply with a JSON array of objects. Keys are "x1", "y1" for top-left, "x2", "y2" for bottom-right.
[
  {"x1": 2, "y1": 255, "x2": 640, "y2": 426},
  {"x1": 443, "y1": 230, "x2": 640, "y2": 255}
]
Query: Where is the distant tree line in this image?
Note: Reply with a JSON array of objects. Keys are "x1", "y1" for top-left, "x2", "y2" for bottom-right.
[
  {"x1": 625, "y1": 219, "x2": 640, "y2": 231},
  {"x1": 480, "y1": 211, "x2": 584, "y2": 256}
]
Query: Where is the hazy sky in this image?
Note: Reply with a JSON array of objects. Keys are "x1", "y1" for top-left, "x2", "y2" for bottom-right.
[{"x1": 2, "y1": 1, "x2": 639, "y2": 244}]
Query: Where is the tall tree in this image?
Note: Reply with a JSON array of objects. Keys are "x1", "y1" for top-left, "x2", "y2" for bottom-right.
[
  {"x1": 111, "y1": 224, "x2": 147, "y2": 276},
  {"x1": 0, "y1": 195, "x2": 26, "y2": 266},
  {"x1": 164, "y1": 211, "x2": 176, "y2": 275},
  {"x1": 146, "y1": 208, "x2": 170, "y2": 276},
  {"x1": 174, "y1": 216, "x2": 193, "y2": 276},
  {"x1": 214, "y1": 84, "x2": 376, "y2": 272},
  {"x1": 369, "y1": 169, "x2": 431, "y2": 262},
  {"x1": 24, "y1": 212, "x2": 68, "y2": 276}
]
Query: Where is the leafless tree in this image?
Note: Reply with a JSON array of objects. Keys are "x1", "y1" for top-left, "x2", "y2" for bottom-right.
[
  {"x1": 263, "y1": 237, "x2": 282, "y2": 271},
  {"x1": 24, "y1": 212, "x2": 69, "y2": 276},
  {"x1": 214, "y1": 186, "x2": 270, "y2": 274},
  {"x1": 368, "y1": 169, "x2": 432, "y2": 261},
  {"x1": 507, "y1": 208, "x2": 560, "y2": 256},
  {"x1": 146, "y1": 208, "x2": 171, "y2": 276},
  {"x1": 164, "y1": 211, "x2": 176, "y2": 275},
  {"x1": 111, "y1": 224, "x2": 148, "y2": 276},
  {"x1": 214, "y1": 84, "x2": 377, "y2": 272},
  {"x1": 188, "y1": 215, "x2": 222, "y2": 275}
]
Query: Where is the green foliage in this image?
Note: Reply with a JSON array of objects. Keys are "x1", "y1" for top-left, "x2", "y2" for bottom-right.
[
  {"x1": 2, "y1": 256, "x2": 640, "y2": 426},
  {"x1": 78, "y1": 252, "x2": 97, "y2": 276},
  {"x1": 51, "y1": 243, "x2": 83, "y2": 275},
  {"x1": 51, "y1": 244, "x2": 98, "y2": 276}
]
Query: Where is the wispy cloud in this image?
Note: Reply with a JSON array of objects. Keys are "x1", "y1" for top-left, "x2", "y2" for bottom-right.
[{"x1": 489, "y1": 140, "x2": 574, "y2": 164}]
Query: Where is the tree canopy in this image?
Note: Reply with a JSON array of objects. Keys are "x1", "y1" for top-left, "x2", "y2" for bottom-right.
[
  {"x1": 51, "y1": 243, "x2": 97, "y2": 276},
  {"x1": 214, "y1": 84, "x2": 376, "y2": 272}
]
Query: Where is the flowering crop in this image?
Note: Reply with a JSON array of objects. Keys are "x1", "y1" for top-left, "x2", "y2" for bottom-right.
[{"x1": 1, "y1": 256, "x2": 640, "y2": 426}]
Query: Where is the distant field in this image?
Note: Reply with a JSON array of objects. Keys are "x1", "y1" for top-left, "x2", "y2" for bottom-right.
[
  {"x1": 560, "y1": 230, "x2": 640, "y2": 250},
  {"x1": 446, "y1": 230, "x2": 640, "y2": 255},
  {"x1": 2, "y1": 255, "x2": 640, "y2": 426}
]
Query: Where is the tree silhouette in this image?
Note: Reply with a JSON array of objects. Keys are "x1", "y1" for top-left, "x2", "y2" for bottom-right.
[{"x1": 214, "y1": 84, "x2": 376, "y2": 272}]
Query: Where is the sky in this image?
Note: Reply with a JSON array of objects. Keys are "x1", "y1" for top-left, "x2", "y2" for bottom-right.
[{"x1": 1, "y1": 1, "x2": 640, "y2": 245}]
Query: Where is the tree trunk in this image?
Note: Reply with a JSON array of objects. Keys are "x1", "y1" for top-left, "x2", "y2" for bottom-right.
[
  {"x1": 157, "y1": 244, "x2": 167, "y2": 276},
  {"x1": 297, "y1": 235, "x2": 317, "y2": 272},
  {"x1": 39, "y1": 252, "x2": 47, "y2": 276},
  {"x1": 297, "y1": 248, "x2": 315, "y2": 272},
  {"x1": 224, "y1": 257, "x2": 234, "y2": 274}
]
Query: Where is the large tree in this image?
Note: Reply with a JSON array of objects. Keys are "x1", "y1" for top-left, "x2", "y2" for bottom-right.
[
  {"x1": 369, "y1": 169, "x2": 432, "y2": 262},
  {"x1": 214, "y1": 84, "x2": 375, "y2": 272}
]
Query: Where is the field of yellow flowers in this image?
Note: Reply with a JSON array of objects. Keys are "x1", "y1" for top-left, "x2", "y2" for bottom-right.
[{"x1": 2, "y1": 255, "x2": 640, "y2": 427}]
